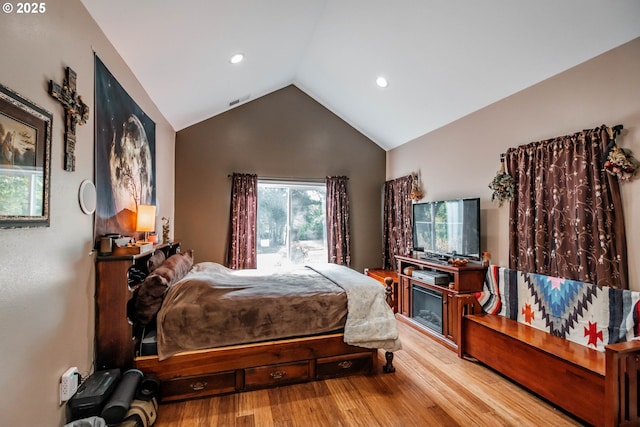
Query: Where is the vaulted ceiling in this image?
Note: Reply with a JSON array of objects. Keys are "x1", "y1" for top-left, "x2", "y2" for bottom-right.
[{"x1": 80, "y1": 0, "x2": 640, "y2": 150}]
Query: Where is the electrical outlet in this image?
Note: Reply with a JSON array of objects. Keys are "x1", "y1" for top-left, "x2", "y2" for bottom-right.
[{"x1": 60, "y1": 367, "x2": 79, "y2": 405}]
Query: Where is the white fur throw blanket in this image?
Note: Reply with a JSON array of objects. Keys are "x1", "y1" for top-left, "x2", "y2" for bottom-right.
[{"x1": 308, "y1": 264, "x2": 402, "y2": 352}]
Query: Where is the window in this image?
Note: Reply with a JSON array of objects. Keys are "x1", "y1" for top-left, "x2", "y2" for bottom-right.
[
  {"x1": 0, "y1": 167, "x2": 44, "y2": 216},
  {"x1": 257, "y1": 181, "x2": 327, "y2": 268}
]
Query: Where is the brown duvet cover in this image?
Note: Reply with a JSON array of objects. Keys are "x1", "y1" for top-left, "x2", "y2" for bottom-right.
[{"x1": 157, "y1": 262, "x2": 348, "y2": 360}]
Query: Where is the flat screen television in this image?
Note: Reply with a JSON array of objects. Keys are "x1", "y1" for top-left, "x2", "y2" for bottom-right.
[{"x1": 412, "y1": 197, "x2": 481, "y2": 261}]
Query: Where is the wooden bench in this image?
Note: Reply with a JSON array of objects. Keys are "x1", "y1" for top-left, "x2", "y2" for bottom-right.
[{"x1": 458, "y1": 295, "x2": 640, "y2": 427}]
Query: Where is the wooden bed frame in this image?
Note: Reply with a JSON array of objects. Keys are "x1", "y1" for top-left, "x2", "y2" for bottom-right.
[
  {"x1": 136, "y1": 333, "x2": 385, "y2": 402},
  {"x1": 95, "y1": 243, "x2": 395, "y2": 403}
]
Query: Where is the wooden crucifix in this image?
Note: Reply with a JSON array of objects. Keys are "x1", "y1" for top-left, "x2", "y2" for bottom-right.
[{"x1": 49, "y1": 67, "x2": 89, "y2": 172}]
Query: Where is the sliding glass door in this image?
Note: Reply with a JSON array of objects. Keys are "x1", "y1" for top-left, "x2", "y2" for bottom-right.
[{"x1": 257, "y1": 181, "x2": 327, "y2": 268}]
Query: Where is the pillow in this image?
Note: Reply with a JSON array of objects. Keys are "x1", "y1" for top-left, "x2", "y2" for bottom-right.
[
  {"x1": 152, "y1": 250, "x2": 194, "y2": 286},
  {"x1": 135, "y1": 274, "x2": 170, "y2": 326},
  {"x1": 146, "y1": 250, "x2": 166, "y2": 273},
  {"x1": 134, "y1": 250, "x2": 194, "y2": 326}
]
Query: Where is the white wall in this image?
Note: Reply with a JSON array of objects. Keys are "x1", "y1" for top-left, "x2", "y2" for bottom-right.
[
  {"x1": 387, "y1": 37, "x2": 640, "y2": 291},
  {"x1": 0, "y1": 1, "x2": 175, "y2": 425}
]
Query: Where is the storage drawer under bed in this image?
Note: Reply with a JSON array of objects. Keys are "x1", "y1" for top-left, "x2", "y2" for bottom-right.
[
  {"x1": 161, "y1": 370, "x2": 237, "y2": 401},
  {"x1": 244, "y1": 360, "x2": 311, "y2": 389},
  {"x1": 316, "y1": 352, "x2": 374, "y2": 379}
]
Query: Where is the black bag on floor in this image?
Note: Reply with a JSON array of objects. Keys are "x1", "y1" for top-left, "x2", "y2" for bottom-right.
[{"x1": 67, "y1": 369, "x2": 121, "y2": 422}]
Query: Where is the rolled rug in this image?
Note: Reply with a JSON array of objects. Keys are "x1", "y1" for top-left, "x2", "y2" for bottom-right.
[
  {"x1": 100, "y1": 369, "x2": 144, "y2": 425},
  {"x1": 136, "y1": 374, "x2": 160, "y2": 401},
  {"x1": 116, "y1": 398, "x2": 158, "y2": 427}
]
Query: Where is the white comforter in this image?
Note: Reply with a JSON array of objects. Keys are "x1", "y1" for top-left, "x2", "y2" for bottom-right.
[{"x1": 308, "y1": 263, "x2": 402, "y2": 352}]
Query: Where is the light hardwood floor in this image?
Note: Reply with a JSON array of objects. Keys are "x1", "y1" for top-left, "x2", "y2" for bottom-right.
[{"x1": 154, "y1": 321, "x2": 584, "y2": 426}]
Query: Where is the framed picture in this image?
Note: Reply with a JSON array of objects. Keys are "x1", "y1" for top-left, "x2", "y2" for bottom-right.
[{"x1": 0, "y1": 84, "x2": 52, "y2": 228}]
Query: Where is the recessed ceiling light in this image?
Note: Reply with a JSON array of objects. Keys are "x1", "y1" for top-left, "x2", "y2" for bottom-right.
[
  {"x1": 229, "y1": 53, "x2": 244, "y2": 64},
  {"x1": 376, "y1": 76, "x2": 388, "y2": 88}
]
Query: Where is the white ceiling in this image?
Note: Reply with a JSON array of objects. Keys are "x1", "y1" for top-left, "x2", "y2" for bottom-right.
[{"x1": 80, "y1": 0, "x2": 640, "y2": 151}]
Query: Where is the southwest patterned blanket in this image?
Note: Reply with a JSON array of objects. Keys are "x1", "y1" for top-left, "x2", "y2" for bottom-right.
[{"x1": 476, "y1": 266, "x2": 640, "y2": 352}]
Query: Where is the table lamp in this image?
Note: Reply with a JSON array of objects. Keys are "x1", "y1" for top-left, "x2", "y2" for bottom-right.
[{"x1": 136, "y1": 205, "x2": 156, "y2": 243}]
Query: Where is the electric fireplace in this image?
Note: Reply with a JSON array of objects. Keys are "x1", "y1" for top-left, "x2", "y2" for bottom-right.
[{"x1": 411, "y1": 284, "x2": 443, "y2": 334}]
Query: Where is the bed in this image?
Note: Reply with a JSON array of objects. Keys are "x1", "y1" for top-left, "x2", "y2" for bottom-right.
[{"x1": 122, "y1": 247, "x2": 401, "y2": 402}]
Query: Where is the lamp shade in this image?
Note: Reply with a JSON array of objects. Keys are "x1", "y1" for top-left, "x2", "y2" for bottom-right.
[{"x1": 136, "y1": 205, "x2": 156, "y2": 233}]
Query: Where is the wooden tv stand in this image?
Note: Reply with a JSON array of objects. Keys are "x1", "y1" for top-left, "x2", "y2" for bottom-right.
[{"x1": 395, "y1": 254, "x2": 486, "y2": 351}]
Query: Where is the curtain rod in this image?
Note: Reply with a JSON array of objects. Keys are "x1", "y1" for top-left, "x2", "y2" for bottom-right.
[
  {"x1": 259, "y1": 176, "x2": 327, "y2": 183},
  {"x1": 610, "y1": 124, "x2": 624, "y2": 138},
  {"x1": 227, "y1": 174, "x2": 347, "y2": 182},
  {"x1": 499, "y1": 123, "x2": 624, "y2": 160}
]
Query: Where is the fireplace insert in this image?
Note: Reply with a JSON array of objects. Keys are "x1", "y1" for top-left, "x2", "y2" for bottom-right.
[{"x1": 411, "y1": 284, "x2": 443, "y2": 334}]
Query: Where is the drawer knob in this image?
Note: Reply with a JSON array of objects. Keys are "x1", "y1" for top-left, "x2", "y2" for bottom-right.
[
  {"x1": 190, "y1": 381, "x2": 208, "y2": 391},
  {"x1": 338, "y1": 361, "x2": 353, "y2": 369},
  {"x1": 269, "y1": 370, "x2": 286, "y2": 380}
]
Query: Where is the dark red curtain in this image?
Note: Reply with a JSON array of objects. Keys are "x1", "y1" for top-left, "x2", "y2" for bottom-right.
[
  {"x1": 226, "y1": 173, "x2": 257, "y2": 269},
  {"x1": 326, "y1": 176, "x2": 351, "y2": 266},
  {"x1": 382, "y1": 175, "x2": 413, "y2": 270},
  {"x1": 506, "y1": 125, "x2": 628, "y2": 289}
]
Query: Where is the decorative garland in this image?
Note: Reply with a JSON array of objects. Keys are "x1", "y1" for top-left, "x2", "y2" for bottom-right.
[
  {"x1": 604, "y1": 145, "x2": 637, "y2": 182},
  {"x1": 489, "y1": 156, "x2": 515, "y2": 207},
  {"x1": 603, "y1": 125, "x2": 637, "y2": 182},
  {"x1": 409, "y1": 172, "x2": 423, "y2": 201}
]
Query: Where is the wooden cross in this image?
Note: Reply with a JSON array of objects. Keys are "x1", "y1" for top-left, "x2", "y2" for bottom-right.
[{"x1": 49, "y1": 67, "x2": 89, "y2": 172}]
